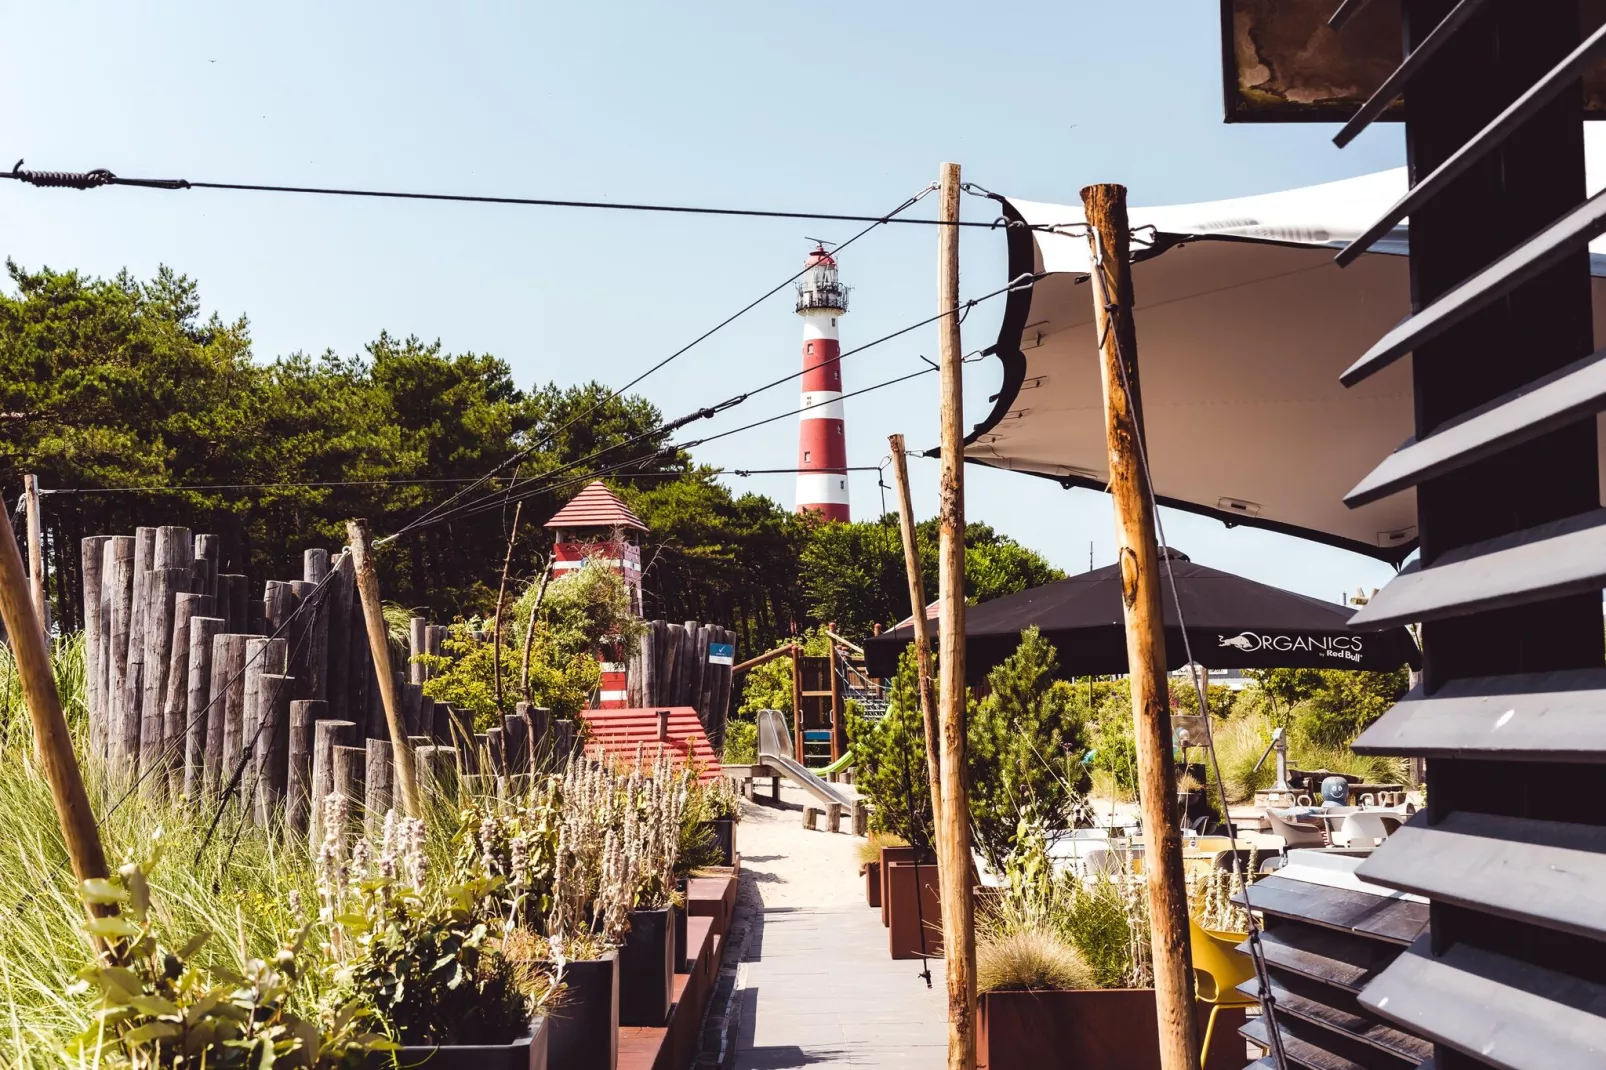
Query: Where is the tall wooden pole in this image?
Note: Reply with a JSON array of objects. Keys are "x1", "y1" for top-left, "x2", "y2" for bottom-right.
[
  {"x1": 491, "y1": 500, "x2": 523, "y2": 713},
  {"x1": 887, "y1": 434, "x2": 943, "y2": 833},
  {"x1": 1082, "y1": 182, "x2": 1199, "y2": 1070},
  {"x1": 935, "y1": 161, "x2": 976, "y2": 1070},
  {"x1": 0, "y1": 488, "x2": 110, "y2": 910},
  {"x1": 23, "y1": 474, "x2": 47, "y2": 636},
  {"x1": 346, "y1": 520, "x2": 422, "y2": 819}
]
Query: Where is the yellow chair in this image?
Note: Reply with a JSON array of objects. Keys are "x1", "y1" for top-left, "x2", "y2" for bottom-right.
[{"x1": 1189, "y1": 918, "x2": 1259, "y2": 1063}]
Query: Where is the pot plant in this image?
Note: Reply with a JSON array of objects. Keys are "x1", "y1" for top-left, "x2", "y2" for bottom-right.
[
  {"x1": 68, "y1": 840, "x2": 388, "y2": 1070},
  {"x1": 973, "y1": 823, "x2": 1252, "y2": 1070},
  {"x1": 857, "y1": 831, "x2": 904, "y2": 909},
  {"x1": 317, "y1": 804, "x2": 553, "y2": 1069},
  {"x1": 615, "y1": 759, "x2": 691, "y2": 1027},
  {"x1": 695, "y1": 777, "x2": 742, "y2": 867}
]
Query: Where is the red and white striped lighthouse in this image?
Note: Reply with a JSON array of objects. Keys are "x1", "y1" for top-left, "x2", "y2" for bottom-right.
[{"x1": 795, "y1": 245, "x2": 851, "y2": 522}]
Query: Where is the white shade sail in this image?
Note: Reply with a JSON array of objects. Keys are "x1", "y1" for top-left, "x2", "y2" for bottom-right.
[{"x1": 970, "y1": 140, "x2": 1606, "y2": 562}]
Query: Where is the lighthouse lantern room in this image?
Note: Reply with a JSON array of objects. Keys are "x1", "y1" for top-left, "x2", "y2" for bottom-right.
[{"x1": 795, "y1": 245, "x2": 851, "y2": 522}]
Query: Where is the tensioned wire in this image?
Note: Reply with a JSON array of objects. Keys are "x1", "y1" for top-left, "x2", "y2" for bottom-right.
[
  {"x1": 394, "y1": 273, "x2": 1036, "y2": 536},
  {"x1": 386, "y1": 182, "x2": 943, "y2": 541}
]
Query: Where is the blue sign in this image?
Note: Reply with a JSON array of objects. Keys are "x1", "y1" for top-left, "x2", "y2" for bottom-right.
[{"x1": 707, "y1": 642, "x2": 735, "y2": 666}]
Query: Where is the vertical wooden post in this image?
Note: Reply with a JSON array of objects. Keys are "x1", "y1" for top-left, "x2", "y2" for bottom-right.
[
  {"x1": 255, "y1": 672, "x2": 294, "y2": 826},
  {"x1": 348, "y1": 519, "x2": 422, "y2": 819},
  {"x1": 887, "y1": 434, "x2": 944, "y2": 832},
  {"x1": 309, "y1": 718, "x2": 356, "y2": 852},
  {"x1": 286, "y1": 698, "x2": 324, "y2": 838},
  {"x1": 1082, "y1": 181, "x2": 1199, "y2": 1070},
  {"x1": 208, "y1": 633, "x2": 249, "y2": 798},
  {"x1": 183, "y1": 616, "x2": 225, "y2": 799},
  {"x1": 364, "y1": 738, "x2": 395, "y2": 838},
  {"x1": 491, "y1": 500, "x2": 523, "y2": 713},
  {"x1": 80, "y1": 536, "x2": 112, "y2": 758},
  {"x1": 0, "y1": 490, "x2": 109, "y2": 902},
  {"x1": 934, "y1": 160, "x2": 977, "y2": 1070},
  {"x1": 790, "y1": 642, "x2": 803, "y2": 760},
  {"x1": 408, "y1": 617, "x2": 428, "y2": 685},
  {"x1": 827, "y1": 630, "x2": 843, "y2": 762},
  {"x1": 22, "y1": 474, "x2": 47, "y2": 636}
]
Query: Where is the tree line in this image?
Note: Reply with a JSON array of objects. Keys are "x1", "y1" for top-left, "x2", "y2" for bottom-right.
[{"x1": 2, "y1": 261, "x2": 1061, "y2": 651}]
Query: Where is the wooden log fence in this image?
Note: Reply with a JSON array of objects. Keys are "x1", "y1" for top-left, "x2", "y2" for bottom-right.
[
  {"x1": 76, "y1": 524, "x2": 593, "y2": 838},
  {"x1": 632, "y1": 619, "x2": 737, "y2": 750}
]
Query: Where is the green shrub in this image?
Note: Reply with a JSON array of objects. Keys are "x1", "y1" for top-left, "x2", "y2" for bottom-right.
[
  {"x1": 722, "y1": 718, "x2": 757, "y2": 764},
  {"x1": 966, "y1": 628, "x2": 1091, "y2": 871},
  {"x1": 847, "y1": 649, "x2": 934, "y2": 848}
]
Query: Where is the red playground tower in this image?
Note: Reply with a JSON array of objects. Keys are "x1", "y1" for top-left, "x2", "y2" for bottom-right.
[{"x1": 795, "y1": 245, "x2": 851, "y2": 522}]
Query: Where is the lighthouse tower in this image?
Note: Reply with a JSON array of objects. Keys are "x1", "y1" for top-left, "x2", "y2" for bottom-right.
[{"x1": 795, "y1": 245, "x2": 851, "y2": 522}]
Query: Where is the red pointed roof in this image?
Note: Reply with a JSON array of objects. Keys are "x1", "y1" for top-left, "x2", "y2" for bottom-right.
[
  {"x1": 543, "y1": 481, "x2": 648, "y2": 532},
  {"x1": 577, "y1": 706, "x2": 722, "y2": 783}
]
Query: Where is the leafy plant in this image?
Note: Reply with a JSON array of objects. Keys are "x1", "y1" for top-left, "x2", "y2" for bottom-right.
[
  {"x1": 68, "y1": 842, "x2": 383, "y2": 1068},
  {"x1": 846, "y1": 649, "x2": 933, "y2": 849},
  {"x1": 720, "y1": 718, "x2": 757, "y2": 764},
  {"x1": 318, "y1": 808, "x2": 530, "y2": 1047}
]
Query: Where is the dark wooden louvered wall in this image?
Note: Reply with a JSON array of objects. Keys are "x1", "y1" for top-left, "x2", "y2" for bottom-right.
[
  {"x1": 1320, "y1": 1, "x2": 1606, "y2": 1068},
  {"x1": 1234, "y1": 865, "x2": 1433, "y2": 1069}
]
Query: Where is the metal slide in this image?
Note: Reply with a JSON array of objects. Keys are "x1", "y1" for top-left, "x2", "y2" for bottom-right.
[{"x1": 755, "y1": 709, "x2": 853, "y2": 809}]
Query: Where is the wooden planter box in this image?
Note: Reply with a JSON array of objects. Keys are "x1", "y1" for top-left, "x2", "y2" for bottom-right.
[
  {"x1": 879, "y1": 845, "x2": 924, "y2": 927},
  {"x1": 977, "y1": 988, "x2": 1247, "y2": 1070},
  {"x1": 619, "y1": 907, "x2": 675, "y2": 1027},
  {"x1": 703, "y1": 816, "x2": 736, "y2": 866},
  {"x1": 374, "y1": 1015, "x2": 548, "y2": 1070},
  {"x1": 865, "y1": 860, "x2": 882, "y2": 908},
  {"x1": 544, "y1": 952, "x2": 618, "y2": 1070},
  {"x1": 886, "y1": 859, "x2": 943, "y2": 959}
]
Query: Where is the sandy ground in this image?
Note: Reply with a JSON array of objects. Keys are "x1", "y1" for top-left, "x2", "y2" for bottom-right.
[{"x1": 735, "y1": 780, "x2": 868, "y2": 909}]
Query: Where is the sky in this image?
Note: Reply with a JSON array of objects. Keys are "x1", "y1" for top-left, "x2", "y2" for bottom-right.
[{"x1": 2, "y1": 1, "x2": 1409, "y2": 605}]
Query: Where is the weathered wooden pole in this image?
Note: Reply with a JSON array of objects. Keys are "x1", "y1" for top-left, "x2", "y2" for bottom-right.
[
  {"x1": 1082, "y1": 182, "x2": 1199, "y2": 1070},
  {"x1": 255, "y1": 672, "x2": 294, "y2": 826},
  {"x1": 22, "y1": 474, "x2": 47, "y2": 636},
  {"x1": 183, "y1": 616, "x2": 225, "y2": 799},
  {"x1": 491, "y1": 500, "x2": 523, "y2": 713},
  {"x1": 347, "y1": 519, "x2": 422, "y2": 819},
  {"x1": 80, "y1": 536, "x2": 112, "y2": 758},
  {"x1": 934, "y1": 160, "x2": 977, "y2": 1070},
  {"x1": 364, "y1": 738, "x2": 394, "y2": 839},
  {"x1": 308, "y1": 718, "x2": 356, "y2": 852},
  {"x1": 0, "y1": 487, "x2": 109, "y2": 903},
  {"x1": 207, "y1": 633, "x2": 249, "y2": 798},
  {"x1": 789, "y1": 641, "x2": 803, "y2": 759},
  {"x1": 887, "y1": 434, "x2": 944, "y2": 832}
]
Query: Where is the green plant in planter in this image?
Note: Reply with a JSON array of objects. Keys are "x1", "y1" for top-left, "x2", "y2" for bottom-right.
[
  {"x1": 67, "y1": 840, "x2": 384, "y2": 1068},
  {"x1": 454, "y1": 781, "x2": 563, "y2": 933},
  {"x1": 847, "y1": 649, "x2": 935, "y2": 849},
  {"x1": 319, "y1": 807, "x2": 530, "y2": 1047}
]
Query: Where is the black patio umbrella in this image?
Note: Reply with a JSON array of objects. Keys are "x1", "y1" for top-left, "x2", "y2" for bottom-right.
[{"x1": 862, "y1": 550, "x2": 1419, "y2": 682}]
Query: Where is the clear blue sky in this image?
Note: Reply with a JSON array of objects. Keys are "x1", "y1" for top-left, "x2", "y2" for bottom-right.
[{"x1": 3, "y1": 1, "x2": 1407, "y2": 604}]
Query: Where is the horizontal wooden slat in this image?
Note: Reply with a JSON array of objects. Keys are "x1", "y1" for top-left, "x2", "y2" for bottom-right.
[
  {"x1": 1333, "y1": 0, "x2": 1492, "y2": 149},
  {"x1": 1353, "y1": 668, "x2": 1606, "y2": 761},
  {"x1": 1346, "y1": 509, "x2": 1606, "y2": 629},
  {"x1": 1336, "y1": 19, "x2": 1606, "y2": 272},
  {"x1": 1240, "y1": 974, "x2": 1434, "y2": 1063},
  {"x1": 1355, "y1": 810, "x2": 1606, "y2": 941},
  {"x1": 1344, "y1": 348, "x2": 1606, "y2": 508},
  {"x1": 1242, "y1": 1014, "x2": 1412, "y2": 1070},
  {"x1": 1234, "y1": 875, "x2": 1429, "y2": 946},
  {"x1": 1340, "y1": 186, "x2": 1606, "y2": 385},
  {"x1": 1248, "y1": 921, "x2": 1402, "y2": 993},
  {"x1": 1360, "y1": 935, "x2": 1606, "y2": 1069}
]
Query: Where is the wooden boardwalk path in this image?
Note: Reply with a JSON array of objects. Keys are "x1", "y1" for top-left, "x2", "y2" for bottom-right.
[{"x1": 724, "y1": 781, "x2": 947, "y2": 1068}]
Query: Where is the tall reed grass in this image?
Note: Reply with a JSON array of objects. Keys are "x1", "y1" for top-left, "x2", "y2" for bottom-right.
[{"x1": 0, "y1": 636, "x2": 339, "y2": 1066}]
